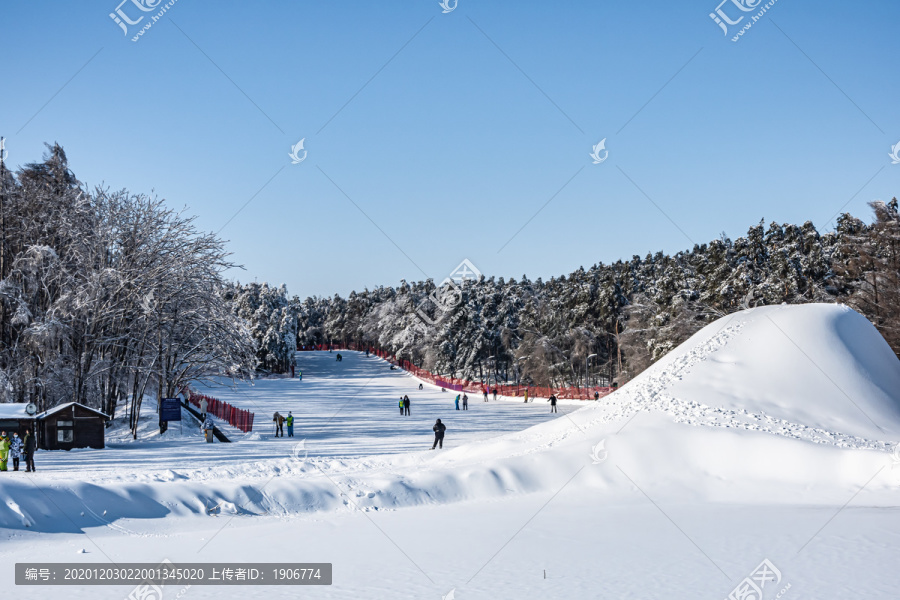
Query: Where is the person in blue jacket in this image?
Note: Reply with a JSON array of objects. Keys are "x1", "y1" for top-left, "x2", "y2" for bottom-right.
[
  {"x1": 454, "y1": 394, "x2": 460, "y2": 410},
  {"x1": 9, "y1": 433, "x2": 23, "y2": 471}
]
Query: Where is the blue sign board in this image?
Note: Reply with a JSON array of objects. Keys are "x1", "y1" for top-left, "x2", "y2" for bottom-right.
[{"x1": 160, "y1": 398, "x2": 182, "y2": 421}]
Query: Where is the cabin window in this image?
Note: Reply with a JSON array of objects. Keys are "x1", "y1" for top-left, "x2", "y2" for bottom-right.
[
  {"x1": 57, "y1": 420, "x2": 74, "y2": 427},
  {"x1": 58, "y1": 429, "x2": 74, "y2": 443}
]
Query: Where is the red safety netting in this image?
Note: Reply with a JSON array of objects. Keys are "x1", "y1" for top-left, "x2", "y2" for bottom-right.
[
  {"x1": 186, "y1": 390, "x2": 254, "y2": 433},
  {"x1": 297, "y1": 343, "x2": 614, "y2": 401}
]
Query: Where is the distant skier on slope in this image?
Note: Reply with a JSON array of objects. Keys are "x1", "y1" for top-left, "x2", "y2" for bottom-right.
[
  {"x1": 418, "y1": 383, "x2": 424, "y2": 390},
  {"x1": 404, "y1": 395, "x2": 411, "y2": 416},
  {"x1": 455, "y1": 394, "x2": 460, "y2": 410},
  {"x1": 548, "y1": 394, "x2": 558, "y2": 413},
  {"x1": 400, "y1": 397, "x2": 405, "y2": 415},
  {"x1": 492, "y1": 388, "x2": 498, "y2": 402},
  {"x1": 431, "y1": 419, "x2": 446, "y2": 449},
  {"x1": 462, "y1": 393, "x2": 468, "y2": 410},
  {"x1": 286, "y1": 412, "x2": 294, "y2": 437},
  {"x1": 524, "y1": 389, "x2": 529, "y2": 403},
  {"x1": 483, "y1": 386, "x2": 488, "y2": 402}
]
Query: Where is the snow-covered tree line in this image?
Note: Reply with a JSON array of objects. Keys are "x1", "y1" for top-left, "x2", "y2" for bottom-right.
[
  {"x1": 0, "y1": 144, "x2": 257, "y2": 437},
  {"x1": 5, "y1": 145, "x2": 894, "y2": 415},
  {"x1": 292, "y1": 201, "x2": 900, "y2": 387},
  {"x1": 223, "y1": 281, "x2": 297, "y2": 374}
]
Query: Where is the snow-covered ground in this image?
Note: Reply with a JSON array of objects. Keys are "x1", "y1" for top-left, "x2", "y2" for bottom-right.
[{"x1": 1, "y1": 303, "x2": 899, "y2": 598}]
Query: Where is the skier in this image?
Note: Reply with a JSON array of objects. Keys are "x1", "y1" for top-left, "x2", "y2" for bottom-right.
[
  {"x1": 9, "y1": 432, "x2": 22, "y2": 471},
  {"x1": 0, "y1": 432, "x2": 8, "y2": 472},
  {"x1": 462, "y1": 393, "x2": 468, "y2": 410},
  {"x1": 286, "y1": 412, "x2": 294, "y2": 437},
  {"x1": 400, "y1": 397, "x2": 405, "y2": 415},
  {"x1": 483, "y1": 386, "x2": 489, "y2": 402},
  {"x1": 418, "y1": 383, "x2": 423, "y2": 390},
  {"x1": 455, "y1": 394, "x2": 460, "y2": 410},
  {"x1": 299, "y1": 371, "x2": 302, "y2": 381},
  {"x1": 492, "y1": 388, "x2": 498, "y2": 402},
  {"x1": 431, "y1": 419, "x2": 446, "y2": 449},
  {"x1": 199, "y1": 396, "x2": 208, "y2": 420},
  {"x1": 404, "y1": 395, "x2": 411, "y2": 416},
  {"x1": 202, "y1": 415, "x2": 215, "y2": 442},
  {"x1": 524, "y1": 389, "x2": 529, "y2": 403},
  {"x1": 594, "y1": 391, "x2": 600, "y2": 401},
  {"x1": 548, "y1": 394, "x2": 558, "y2": 413},
  {"x1": 365, "y1": 349, "x2": 369, "y2": 357},
  {"x1": 273, "y1": 412, "x2": 285, "y2": 437},
  {"x1": 23, "y1": 429, "x2": 35, "y2": 472}
]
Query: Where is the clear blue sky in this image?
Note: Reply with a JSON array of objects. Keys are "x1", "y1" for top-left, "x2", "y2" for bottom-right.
[{"x1": 2, "y1": 0, "x2": 898, "y2": 298}]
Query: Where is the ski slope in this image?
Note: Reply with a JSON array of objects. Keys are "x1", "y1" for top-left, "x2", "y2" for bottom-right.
[{"x1": 1, "y1": 303, "x2": 898, "y2": 599}]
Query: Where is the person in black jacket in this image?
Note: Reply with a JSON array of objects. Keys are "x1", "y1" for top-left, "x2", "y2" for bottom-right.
[
  {"x1": 23, "y1": 429, "x2": 36, "y2": 472},
  {"x1": 431, "y1": 419, "x2": 446, "y2": 449},
  {"x1": 548, "y1": 394, "x2": 558, "y2": 413},
  {"x1": 403, "y1": 395, "x2": 411, "y2": 416}
]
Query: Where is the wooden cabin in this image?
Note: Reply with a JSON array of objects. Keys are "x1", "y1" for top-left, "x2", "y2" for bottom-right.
[
  {"x1": 0, "y1": 403, "x2": 39, "y2": 441},
  {"x1": 35, "y1": 402, "x2": 110, "y2": 450}
]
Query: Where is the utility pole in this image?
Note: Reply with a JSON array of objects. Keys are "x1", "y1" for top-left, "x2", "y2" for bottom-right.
[{"x1": 0, "y1": 136, "x2": 5, "y2": 280}]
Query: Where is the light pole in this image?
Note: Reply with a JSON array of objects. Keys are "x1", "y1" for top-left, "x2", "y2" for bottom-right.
[{"x1": 586, "y1": 353, "x2": 598, "y2": 397}]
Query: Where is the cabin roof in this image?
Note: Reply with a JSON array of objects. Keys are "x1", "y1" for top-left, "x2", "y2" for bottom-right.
[
  {"x1": 34, "y1": 402, "x2": 110, "y2": 420},
  {"x1": 0, "y1": 403, "x2": 35, "y2": 419}
]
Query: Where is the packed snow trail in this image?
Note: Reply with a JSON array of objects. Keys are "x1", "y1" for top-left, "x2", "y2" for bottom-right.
[{"x1": 27, "y1": 350, "x2": 579, "y2": 483}]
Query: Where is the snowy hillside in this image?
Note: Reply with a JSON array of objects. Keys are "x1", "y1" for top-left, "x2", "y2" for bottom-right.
[{"x1": 1, "y1": 304, "x2": 898, "y2": 599}]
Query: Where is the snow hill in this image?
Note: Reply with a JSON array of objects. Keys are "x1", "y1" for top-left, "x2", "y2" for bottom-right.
[{"x1": 1, "y1": 304, "x2": 898, "y2": 532}]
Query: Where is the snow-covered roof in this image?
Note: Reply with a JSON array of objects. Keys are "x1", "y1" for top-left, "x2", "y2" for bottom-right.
[
  {"x1": 34, "y1": 402, "x2": 110, "y2": 420},
  {"x1": 0, "y1": 403, "x2": 35, "y2": 419}
]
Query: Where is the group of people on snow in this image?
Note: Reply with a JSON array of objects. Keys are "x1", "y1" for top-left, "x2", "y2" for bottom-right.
[
  {"x1": 0, "y1": 429, "x2": 36, "y2": 472},
  {"x1": 272, "y1": 411, "x2": 295, "y2": 437},
  {"x1": 404, "y1": 381, "x2": 565, "y2": 451},
  {"x1": 481, "y1": 387, "x2": 498, "y2": 402}
]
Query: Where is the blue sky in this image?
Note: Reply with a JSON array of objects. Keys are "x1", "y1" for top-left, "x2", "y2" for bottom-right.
[{"x1": 1, "y1": 0, "x2": 898, "y2": 298}]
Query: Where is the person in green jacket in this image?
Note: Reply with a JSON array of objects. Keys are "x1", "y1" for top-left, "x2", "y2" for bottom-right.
[
  {"x1": 286, "y1": 412, "x2": 294, "y2": 437},
  {"x1": 0, "y1": 431, "x2": 9, "y2": 472}
]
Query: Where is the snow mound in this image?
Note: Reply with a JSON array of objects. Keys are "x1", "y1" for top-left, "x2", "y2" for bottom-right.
[{"x1": 643, "y1": 303, "x2": 900, "y2": 440}]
